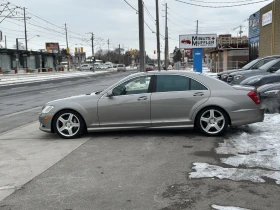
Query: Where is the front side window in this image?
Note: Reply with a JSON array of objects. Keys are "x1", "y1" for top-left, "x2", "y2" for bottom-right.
[
  {"x1": 112, "y1": 76, "x2": 151, "y2": 96},
  {"x1": 156, "y1": 75, "x2": 189, "y2": 92}
]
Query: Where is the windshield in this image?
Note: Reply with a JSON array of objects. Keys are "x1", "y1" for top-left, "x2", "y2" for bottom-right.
[
  {"x1": 241, "y1": 58, "x2": 261, "y2": 69},
  {"x1": 259, "y1": 59, "x2": 279, "y2": 70}
]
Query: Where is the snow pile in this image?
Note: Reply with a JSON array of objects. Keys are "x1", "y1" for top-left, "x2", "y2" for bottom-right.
[
  {"x1": 190, "y1": 114, "x2": 280, "y2": 184},
  {"x1": 212, "y1": 204, "x2": 250, "y2": 210}
]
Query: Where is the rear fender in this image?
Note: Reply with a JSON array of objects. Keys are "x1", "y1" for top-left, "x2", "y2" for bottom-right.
[{"x1": 191, "y1": 97, "x2": 239, "y2": 123}]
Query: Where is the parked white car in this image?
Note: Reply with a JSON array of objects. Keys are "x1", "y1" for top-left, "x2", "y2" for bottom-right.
[
  {"x1": 117, "y1": 64, "x2": 126, "y2": 72},
  {"x1": 78, "y1": 64, "x2": 93, "y2": 71}
]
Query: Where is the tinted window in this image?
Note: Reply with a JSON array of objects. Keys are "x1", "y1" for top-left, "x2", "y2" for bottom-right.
[
  {"x1": 190, "y1": 79, "x2": 207, "y2": 90},
  {"x1": 112, "y1": 76, "x2": 151, "y2": 96},
  {"x1": 272, "y1": 61, "x2": 280, "y2": 69},
  {"x1": 253, "y1": 59, "x2": 274, "y2": 69},
  {"x1": 259, "y1": 59, "x2": 280, "y2": 70},
  {"x1": 156, "y1": 75, "x2": 189, "y2": 92},
  {"x1": 242, "y1": 58, "x2": 260, "y2": 69}
]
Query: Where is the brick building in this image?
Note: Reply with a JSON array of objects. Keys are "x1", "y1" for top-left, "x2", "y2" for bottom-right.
[{"x1": 259, "y1": 0, "x2": 280, "y2": 57}]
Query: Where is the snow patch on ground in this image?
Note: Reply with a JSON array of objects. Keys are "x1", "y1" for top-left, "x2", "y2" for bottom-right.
[
  {"x1": 212, "y1": 204, "x2": 250, "y2": 210},
  {"x1": 190, "y1": 163, "x2": 280, "y2": 184},
  {"x1": 190, "y1": 114, "x2": 280, "y2": 184}
]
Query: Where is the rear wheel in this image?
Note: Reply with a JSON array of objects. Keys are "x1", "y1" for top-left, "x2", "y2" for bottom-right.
[
  {"x1": 196, "y1": 107, "x2": 228, "y2": 136},
  {"x1": 53, "y1": 110, "x2": 86, "y2": 139}
]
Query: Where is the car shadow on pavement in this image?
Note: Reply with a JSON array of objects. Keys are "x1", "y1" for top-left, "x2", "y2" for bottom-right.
[{"x1": 83, "y1": 128, "x2": 202, "y2": 140}]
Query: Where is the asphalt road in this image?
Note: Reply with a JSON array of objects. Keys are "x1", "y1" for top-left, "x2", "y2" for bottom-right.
[
  {"x1": 0, "y1": 71, "x2": 136, "y2": 133},
  {"x1": 1, "y1": 70, "x2": 280, "y2": 210}
]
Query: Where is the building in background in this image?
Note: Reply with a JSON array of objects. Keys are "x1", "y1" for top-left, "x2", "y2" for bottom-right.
[
  {"x1": 249, "y1": 11, "x2": 260, "y2": 61},
  {"x1": 259, "y1": 0, "x2": 280, "y2": 57}
]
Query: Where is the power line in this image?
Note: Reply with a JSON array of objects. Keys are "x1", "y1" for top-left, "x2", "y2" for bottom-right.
[
  {"x1": 123, "y1": 0, "x2": 138, "y2": 12},
  {"x1": 143, "y1": 2, "x2": 156, "y2": 23},
  {"x1": 174, "y1": 0, "x2": 270, "y2": 8},
  {"x1": 181, "y1": 0, "x2": 262, "y2": 3}
]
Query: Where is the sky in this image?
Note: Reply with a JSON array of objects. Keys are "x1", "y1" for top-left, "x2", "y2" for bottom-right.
[{"x1": 0, "y1": 0, "x2": 273, "y2": 59}]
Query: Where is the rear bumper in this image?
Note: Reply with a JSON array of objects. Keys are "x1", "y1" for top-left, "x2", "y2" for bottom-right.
[{"x1": 230, "y1": 108, "x2": 265, "y2": 126}]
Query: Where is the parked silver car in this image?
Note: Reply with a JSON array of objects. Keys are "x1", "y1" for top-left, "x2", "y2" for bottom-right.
[
  {"x1": 227, "y1": 58, "x2": 280, "y2": 85},
  {"x1": 39, "y1": 71, "x2": 264, "y2": 139}
]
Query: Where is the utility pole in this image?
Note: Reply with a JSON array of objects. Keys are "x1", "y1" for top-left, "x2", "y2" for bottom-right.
[
  {"x1": 5, "y1": 35, "x2": 7, "y2": 48},
  {"x1": 138, "y1": 0, "x2": 145, "y2": 72},
  {"x1": 119, "y1": 44, "x2": 121, "y2": 64},
  {"x1": 164, "y1": 3, "x2": 168, "y2": 70},
  {"x1": 23, "y1": 7, "x2": 27, "y2": 51},
  {"x1": 87, "y1": 33, "x2": 95, "y2": 71},
  {"x1": 196, "y1": 20, "x2": 198, "y2": 35},
  {"x1": 107, "y1": 39, "x2": 110, "y2": 61},
  {"x1": 65, "y1": 23, "x2": 69, "y2": 70},
  {"x1": 155, "y1": 0, "x2": 161, "y2": 71}
]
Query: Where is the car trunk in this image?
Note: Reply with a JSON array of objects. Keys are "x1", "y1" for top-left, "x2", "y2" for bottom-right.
[{"x1": 232, "y1": 85, "x2": 256, "y2": 92}]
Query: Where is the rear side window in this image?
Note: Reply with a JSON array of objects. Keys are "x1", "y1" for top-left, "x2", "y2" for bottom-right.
[
  {"x1": 190, "y1": 79, "x2": 207, "y2": 90},
  {"x1": 156, "y1": 75, "x2": 189, "y2": 92}
]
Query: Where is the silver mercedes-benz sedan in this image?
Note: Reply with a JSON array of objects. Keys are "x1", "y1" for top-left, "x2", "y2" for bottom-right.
[{"x1": 39, "y1": 71, "x2": 264, "y2": 139}]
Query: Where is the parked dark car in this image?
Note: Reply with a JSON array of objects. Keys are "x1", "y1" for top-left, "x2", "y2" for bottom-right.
[
  {"x1": 217, "y1": 55, "x2": 280, "y2": 82},
  {"x1": 240, "y1": 73, "x2": 280, "y2": 88},
  {"x1": 258, "y1": 83, "x2": 280, "y2": 113},
  {"x1": 227, "y1": 58, "x2": 280, "y2": 85}
]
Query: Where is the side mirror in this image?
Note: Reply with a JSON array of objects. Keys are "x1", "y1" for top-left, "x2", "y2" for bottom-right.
[{"x1": 107, "y1": 89, "x2": 114, "y2": 97}]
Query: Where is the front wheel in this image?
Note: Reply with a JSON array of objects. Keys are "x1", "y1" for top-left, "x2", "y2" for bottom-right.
[
  {"x1": 196, "y1": 107, "x2": 228, "y2": 136},
  {"x1": 53, "y1": 110, "x2": 86, "y2": 139}
]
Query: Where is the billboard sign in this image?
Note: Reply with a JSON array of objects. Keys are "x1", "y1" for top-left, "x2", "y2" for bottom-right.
[
  {"x1": 45, "y1": 43, "x2": 59, "y2": 53},
  {"x1": 262, "y1": 10, "x2": 272, "y2": 26},
  {"x1": 249, "y1": 11, "x2": 260, "y2": 39},
  {"x1": 179, "y1": 34, "x2": 217, "y2": 49}
]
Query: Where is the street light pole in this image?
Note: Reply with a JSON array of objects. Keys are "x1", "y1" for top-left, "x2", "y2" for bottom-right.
[
  {"x1": 155, "y1": 0, "x2": 161, "y2": 71},
  {"x1": 24, "y1": 7, "x2": 28, "y2": 51},
  {"x1": 138, "y1": 0, "x2": 145, "y2": 72}
]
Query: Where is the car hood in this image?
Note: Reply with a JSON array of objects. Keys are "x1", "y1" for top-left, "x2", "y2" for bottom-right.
[
  {"x1": 46, "y1": 92, "x2": 101, "y2": 105},
  {"x1": 218, "y1": 69, "x2": 243, "y2": 75},
  {"x1": 229, "y1": 70, "x2": 263, "y2": 76},
  {"x1": 257, "y1": 83, "x2": 280, "y2": 93}
]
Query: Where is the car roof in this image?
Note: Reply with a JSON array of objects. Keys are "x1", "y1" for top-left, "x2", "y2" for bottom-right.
[{"x1": 263, "y1": 55, "x2": 280, "y2": 58}]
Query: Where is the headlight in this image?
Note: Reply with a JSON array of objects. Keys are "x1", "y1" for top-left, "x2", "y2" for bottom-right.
[
  {"x1": 41, "y1": 105, "x2": 54, "y2": 113},
  {"x1": 264, "y1": 90, "x2": 280, "y2": 95},
  {"x1": 221, "y1": 74, "x2": 228, "y2": 79},
  {"x1": 234, "y1": 75, "x2": 244, "y2": 80}
]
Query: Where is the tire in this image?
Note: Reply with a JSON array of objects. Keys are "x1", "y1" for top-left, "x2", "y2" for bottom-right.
[
  {"x1": 53, "y1": 110, "x2": 86, "y2": 139},
  {"x1": 196, "y1": 107, "x2": 228, "y2": 136}
]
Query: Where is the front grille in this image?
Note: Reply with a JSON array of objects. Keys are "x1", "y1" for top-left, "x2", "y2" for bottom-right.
[{"x1": 227, "y1": 75, "x2": 233, "y2": 83}]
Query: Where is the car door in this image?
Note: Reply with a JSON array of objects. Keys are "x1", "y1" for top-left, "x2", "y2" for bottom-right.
[
  {"x1": 98, "y1": 75, "x2": 152, "y2": 128},
  {"x1": 151, "y1": 74, "x2": 210, "y2": 127}
]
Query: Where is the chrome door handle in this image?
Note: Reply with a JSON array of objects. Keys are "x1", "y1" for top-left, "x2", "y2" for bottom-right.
[
  {"x1": 138, "y1": 96, "x2": 147, "y2": 101},
  {"x1": 193, "y1": 92, "x2": 204, "y2": 96}
]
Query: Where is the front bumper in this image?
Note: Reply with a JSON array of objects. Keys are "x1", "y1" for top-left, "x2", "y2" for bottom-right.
[{"x1": 39, "y1": 113, "x2": 53, "y2": 133}]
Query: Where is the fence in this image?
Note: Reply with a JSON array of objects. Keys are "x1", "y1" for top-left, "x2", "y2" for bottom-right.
[{"x1": 210, "y1": 61, "x2": 248, "y2": 73}]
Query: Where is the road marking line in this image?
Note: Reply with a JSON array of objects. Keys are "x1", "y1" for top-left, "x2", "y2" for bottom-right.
[
  {"x1": 40, "y1": 90, "x2": 56, "y2": 94},
  {"x1": 0, "y1": 106, "x2": 41, "y2": 120}
]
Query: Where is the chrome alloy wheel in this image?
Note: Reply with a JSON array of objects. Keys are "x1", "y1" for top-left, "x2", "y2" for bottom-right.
[
  {"x1": 200, "y1": 109, "x2": 225, "y2": 135},
  {"x1": 56, "y1": 113, "x2": 80, "y2": 137}
]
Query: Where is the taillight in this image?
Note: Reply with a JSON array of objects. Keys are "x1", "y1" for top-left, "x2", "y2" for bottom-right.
[{"x1": 248, "y1": 91, "x2": 260, "y2": 104}]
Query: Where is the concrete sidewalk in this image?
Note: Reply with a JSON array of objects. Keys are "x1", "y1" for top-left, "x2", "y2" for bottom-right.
[{"x1": 0, "y1": 122, "x2": 90, "y2": 201}]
